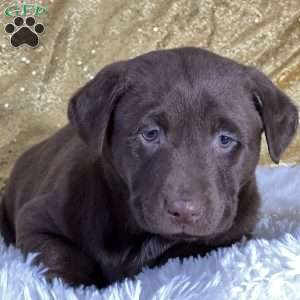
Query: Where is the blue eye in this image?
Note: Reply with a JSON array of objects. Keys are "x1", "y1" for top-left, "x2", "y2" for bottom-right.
[
  {"x1": 141, "y1": 128, "x2": 160, "y2": 142},
  {"x1": 219, "y1": 135, "x2": 234, "y2": 147}
]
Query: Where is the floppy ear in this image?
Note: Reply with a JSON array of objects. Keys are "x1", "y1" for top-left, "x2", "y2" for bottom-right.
[
  {"x1": 68, "y1": 61, "x2": 127, "y2": 154},
  {"x1": 249, "y1": 67, "x2": 299, "y2": 164}
]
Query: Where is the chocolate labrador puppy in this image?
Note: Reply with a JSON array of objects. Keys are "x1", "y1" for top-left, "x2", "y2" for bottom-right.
[{"x1": 0, "y1": 47, "x2": 298, "y2": 288}]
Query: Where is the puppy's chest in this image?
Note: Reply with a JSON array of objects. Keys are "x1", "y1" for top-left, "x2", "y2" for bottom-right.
[{"x1": 98, "y1": 237, "x2": 206, "y2": 284}]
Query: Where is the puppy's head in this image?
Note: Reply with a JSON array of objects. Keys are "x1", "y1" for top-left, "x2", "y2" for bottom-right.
[{"x1": 68, "y1": 48, "x2": 298, "y2": 239}]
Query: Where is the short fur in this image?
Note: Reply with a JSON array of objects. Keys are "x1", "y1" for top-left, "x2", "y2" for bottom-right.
[{"x1": 0, "y1": 47, "x2": 298, "y2": 288}]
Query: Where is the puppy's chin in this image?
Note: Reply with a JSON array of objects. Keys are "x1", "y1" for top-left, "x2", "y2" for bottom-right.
[{"x1": 161, "y1": 233, "x2": 203, "y2": 242}]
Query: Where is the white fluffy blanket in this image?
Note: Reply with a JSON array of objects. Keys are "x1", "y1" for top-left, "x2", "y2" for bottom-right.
[{"x1": 1, "y1": 165, "x2": 300, "y2": 300}]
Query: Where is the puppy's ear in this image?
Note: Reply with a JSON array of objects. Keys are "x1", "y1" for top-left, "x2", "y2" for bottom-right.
[
  {"x1": 249, "y1": 67, "x2": 298, "y2": 164},
  {"x1": 68, "y1": 61, "x2": 127, "y2": 154}
]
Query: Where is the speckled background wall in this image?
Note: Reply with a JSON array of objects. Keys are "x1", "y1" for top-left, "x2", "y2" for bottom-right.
[{"x1": 0, "y1": 0, "x2": 300, "y2": 189}]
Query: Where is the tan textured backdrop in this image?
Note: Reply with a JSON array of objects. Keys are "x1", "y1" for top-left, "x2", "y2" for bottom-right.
[{"x1": 0, "y1": 0, "x2": 300, "y2": 189}]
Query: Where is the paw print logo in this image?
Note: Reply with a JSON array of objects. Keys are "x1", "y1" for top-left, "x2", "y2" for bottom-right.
[{"x1": 4, "y1": 16, "x2": 45, "y2": 48}]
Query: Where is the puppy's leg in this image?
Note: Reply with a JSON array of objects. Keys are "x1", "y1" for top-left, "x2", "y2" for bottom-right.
[
  {"x1": 0, "y1": 198, "x2": 15, "y2": 245},
  {"x1": 0, "y1": 179, "x2": 16, "y2": 245},
  {"x1": 15, "y1": 195, "x2": 104, "y2": 288}
]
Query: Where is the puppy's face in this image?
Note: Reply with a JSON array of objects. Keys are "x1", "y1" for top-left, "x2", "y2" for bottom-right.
[
  {"x1": 109, "y1": 60, "x2": 263, "y2": 239},
  {"x1": 69, "y1": 48, "x2": 298, "y2": 239}
]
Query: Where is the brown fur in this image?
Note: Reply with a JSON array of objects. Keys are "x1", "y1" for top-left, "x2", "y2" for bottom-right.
[{"x1": 0, "y1": 47, "x2": 298, "y2": 288}]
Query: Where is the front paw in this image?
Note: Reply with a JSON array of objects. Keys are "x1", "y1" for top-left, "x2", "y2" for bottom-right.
[{"x1": 45, "y1": 269, "x2": 101, "y2": 288}]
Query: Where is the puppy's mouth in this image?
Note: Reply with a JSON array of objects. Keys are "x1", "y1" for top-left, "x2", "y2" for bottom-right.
[
  {"x1": 132, "y1": 194, "x2": 236, "y2": 240},
  {"x1": 152, "y1": 206, "x2": 235, "y2": 241}
]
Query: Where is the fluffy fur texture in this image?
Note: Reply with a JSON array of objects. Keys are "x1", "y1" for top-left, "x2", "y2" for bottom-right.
[{"x1": 1, "y1": 164, "x2": 300, "y2": 299}]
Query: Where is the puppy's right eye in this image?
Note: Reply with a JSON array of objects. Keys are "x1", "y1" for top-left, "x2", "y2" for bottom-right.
[
  {"x1": 219, "y1": 135, "x2": 234, "y2": 147},
  {"x1": 140, "y1": 128, "x2": 160, "y2": 143}
]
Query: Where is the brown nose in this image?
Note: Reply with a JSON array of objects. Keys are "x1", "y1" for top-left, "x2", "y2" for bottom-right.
[{"x1": 166, "y1": 199, "x2": 201, "y2": 223}]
